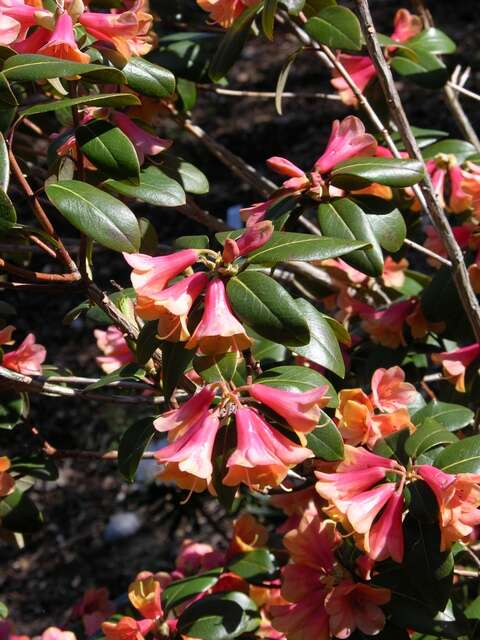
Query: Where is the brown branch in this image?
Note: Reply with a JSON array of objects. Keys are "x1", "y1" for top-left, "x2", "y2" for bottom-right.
[
  {"x1": 0, "y1": 258, "x2": 80, "y2": 283},
  {"x1": 354, "y1": 0, "x2": 480, "y2": 342}
]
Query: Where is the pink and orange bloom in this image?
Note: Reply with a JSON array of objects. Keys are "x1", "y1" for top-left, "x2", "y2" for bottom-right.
[
  {"x1": 0, "y1": 326, "x2": 46, "y2": 375},
  {"x1": 0, "y1": 456, "x2": 15, "y2": 498},
  {"x1": 94, "y1": 326, "x2": 134, "y2": 373},
  {"x1": 431, "y1": 342, "x2": 480, "y2": 392},
  {"x1": 196, "y1": 0, "x2": 258, "y2": 28}
]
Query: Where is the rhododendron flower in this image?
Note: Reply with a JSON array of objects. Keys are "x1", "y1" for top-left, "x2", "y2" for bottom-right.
[
  {"x1": 38, "y1": 12, "x2": 90, "y2": 63},
  {"x1": 240, "y1": 199, "x2": 277, "y2": 227},
  {"x1": 364, "y1": 489, "x2": 404, "y2": 562},
  {"x1": 266, "y1": 157, "x2": 310, "y2": 191},
  {"x1": 416, "y1": 465, "x2": 480, "y2": 550},
  {"x1": 41, "y1": 629, "x2": 76, "y2": 640},
  {"x1": 2, "y1": 331, "x2": 46, "y2": 375},
  {"x1": 176, "y1": 539, "x2": 224, "y2": 575},
  {"x1": 196, "y1": 0, "x2": 257, "y2": 28},
  {"x1": 154, "y1": 385, "x2": 216, "y2": 434},
  {"x1": 431, "y1": 342, "x2": 480, "y2": 392},
  {"x1": 382, "y1": 256, "x2": 408, "y2": 288},
  {"x1": 112, "y1": 112, "x2": 172, "y2": 164},
  {"x1": 72, "y1": 588, "x2": 115, "y2": 636},
  {"x1": 331, "y1": 55, "x2": 377, "y2": 106},
  {"x1": 155, "y1": 412, "x2": 220, "y2": 488},
  {"x1": 0, "y1": 456, "x2": 14, "y2": 497},
  {"x1": 324, "y1": 581, "x2": 390, "y2": 639},
  {"x1": 360, "y1": 297, "x2": 417, "y2": 348},
  {"x1": 222, "y1": 221, "x2": 274, "y2": 263},
  {"x1": 271, "y1": 485, "x2": 323, "y2": 534},
  {"x1": 0, "y1": 0, "x2": 51, "y2": 45},
  {"x1": 371, "y1": 366, "x2": 417, "y2": 412},
  {"x1": 128, "y1": 574, "x2": 163, "y2": 619},
  {"x1": 223, "y1": 406, "x2": 313, "y2": 489},
  {"x1": 226, "y1": 513, "x2": 268, "y2": 559},
  {"x1": 94, "y1": 326, "x2": 134, "y2": 373},
  {"x1": 283, "y1": 516, "x2": 339, "y2": 573},
  {"x1": 390, "y1": 8, "x2": 422, "y2": 42},
  {"x1": 102, "y1": 617, "x2": 153, "y2": 640},
  {"x1": 314, "y1": 116, "x2": 377, "y2": 174},
  {"x1": 186, "y1": 278, "x2": 252, "y2": 355},
  {"x1": 272, "y1": 592, "x2": 330, "y2": 640},
  {"x1": 124, "y1": 249, "x2": 199, "y2": 298},
  {"x1": 414, "y1": 159, "x2": 474, "y2": 214},
  {"x1": 248, "y1": 383, "x2": 330, "y2": 433}
]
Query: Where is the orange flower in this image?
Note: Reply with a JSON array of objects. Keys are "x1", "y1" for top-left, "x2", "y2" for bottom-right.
[
  {"x1": 226, "y1": 513, "x2": 268, "y2": 560},
  {"x1": 102, "y1": 617, "x2": 153, "y2": 640},
  {"x1": 431, "y1": 342, "x2": 480, "y2": 392},
  {"x1": 0, "y1": 456, "x2": 15, "y2": 497},
  {"x1": 39, "y1": 12, "x2": 90, "y2": 63},
  {"x1": 128, "y1": 574, "x2": 163, "y2": 620},
  {"x1": 381, "y1": 256, "x2": 408, "y2": 289},
  {"x1": 196, "y1": 0, "x2": 258, "y2": 28}
]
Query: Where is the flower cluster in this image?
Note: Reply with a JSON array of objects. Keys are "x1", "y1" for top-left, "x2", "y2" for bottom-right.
[{"x1": 0, "y1": 325, "x2": 45, "y2": 375}]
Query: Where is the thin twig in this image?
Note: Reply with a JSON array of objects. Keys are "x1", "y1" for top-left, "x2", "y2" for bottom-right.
[
  {"x1": 0, "y1": 258, "x2": 80, "y2": 283},
  {"x1": 448, "y1": 82, "x2": 480, "y2": 104},
  {"x1": 197, "y1": 85, "x2": 341, "y2": 101},
  {"x1": 403, "y1": 238, "x2": 451, "y2": 267}
]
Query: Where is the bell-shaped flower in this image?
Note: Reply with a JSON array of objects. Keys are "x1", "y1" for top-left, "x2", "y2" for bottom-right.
[
  {"x1": 94, "y1": 326, "x2": 134, "y2": 374},
  {"x1": 0, "y1": 456, "x2": 14, "y2": 498},
  {"x1": 38, "y1": 12, "x2": 91, "y2": 63},
  {"x1": 124, "y1": 249, "x2": 199, "y2": 299},
  {"x1": 331, "y1": 54, "x2": 377, "y2": 106},
  {"x1": 235, "y1": 220, "x2": 274, "y2": 257},
  {"x1": 314, "y1": 116, "x2": 377, "y2": 175},
  {"x1": 390, "y1": 8, "x2": 422, "y2": 43},
  {"x1": 223, "y1": 406, "x2": 313, "y2": 490},
  {"x1": 112, "y1": 112, "x2": 172, "y2": 165},
  {"x1": 153, "y1": 385, "x2": 216, "y2": 434},
  {"x1": 226, "y1": 513, "x2": 268, "y2": 560},
  {"x1": 266, "y1": 157, "x2": 310, "y2": 191},
  {"x1": 283, "y1": 515, "x2": 340, "y2": 573},
  {"x1": 176, "y1": 539, "x2": 224, "y2": 575},
  {"x1": 360, "y1": 298, "x2": 417, "y2": 349},
  {"x1": 248, "y1": 383, "x2": 330, "y2": 433},
  {"x1": 72, "y1": 587, "x2": 114, "y2": 636},
  {"x1": 370, "y1": 366, "x2": 417, "y2": 412},
  {"x1": 154, "y1": 411, "x2": 219, "y2": 487},
  {"x1": 102, "y1": 617, "x2": 153, "y2": 640},
  {"x1": 0, "y1": 0, "x2": 51, "y2": 44},
  {"x1": 345, "y1": 483, "x2": 397, "y2": 535},
  {"x1": 271, "y1": 591, "x2": 330, "y2": 640},
  {"x1": 186, "y1": 278, "x2": 252, "y2": 355},
  {"x1": 364, "y1": 489, "x2": 404, "y2": 562},
  {"x1": 240, "y1": 199, "x2": 277, "y2": 227},
  {"x1": 196, "y1": 0, "x2": 257, "y2": 28},
  {"x1": 135, "y1": 272, "x2": 208, "y2": 343},
  {"x1": 325, "y1": 581, "x2": 390, "y2": 639},
  {"x1": 128, "y1": 574, "x2": 163, "y2": 620},
  {"x1": 431, "y1": 342, "x2": 480, "y2": 392},
  {"x1": 2, "y1": 332, "x2": 46, "y2": 375}
]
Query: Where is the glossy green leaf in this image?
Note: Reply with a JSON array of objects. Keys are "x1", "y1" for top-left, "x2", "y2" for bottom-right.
[
  {"x1": 77, "y1": 120, "x2": 140, "y2": 180},
  {"x1": 318, "y1": 198, "x2": 383, "y2": 277},
  {"x1": 193, "y1": 352, "x2": 238, "y2": 383},
  {"x1": 84, "y1": 363, "x2": 144, "y2": 391},
  {"x1": 0, "y1": 188, "x2": 16, "y2": 231},
  {"x1": 104, "y1": 165, "x2": 186, "y2": 207},
  {"x1": 435, "y1": 435, "x2": 480, "y2": 474},
  {"x1": 136, "y1": 321, "x2": 162, "y2": 366},
  {"x1": 304, "y1": 6, "x2": 362, "y2": 51},
  {"x1": 366, "y1": 209, "x2": 406, "y2": 252},
  {"x1": 20, "y1": 93, "x2": 140, "y2": 119},
  {"x1": 177, "y1": 591, "x2": 260, "y2": 640},
  {"x1": 227, "y1": 548, "x2": 278, "y2": 584},
  {"x1": 176, "y1": 78, "x2": 197, "y2": 111},
  {"x1": 247, "y1": 231, "x2": 368, "y2": 265},
  {"x1": 45, "y1": 180, "x2": 141, "y2": 253},
  {"x1": 256, "y1": 365, "x2": 338, "y2": 408},
  {"x1": 161, "y1": 155, "x2": 209, "y2": 195},
  {"x1": 0, "y1": 489, "x2": 43, "y2": 533},
  {"x1": 154, "y1": 32, "x2": 219, "y2": 83},
  {"x1": 174, "y1": 235, "x2": 210, "y2": 250},
  {"x1": 3, "y1": 54, "x2": 125, "y2": 83},
  {"x1": 227, "y1": 271, "x2": 310, "y2": 347},
  {"x1": 0, "y1": 391, "x2": 27, "y2": 430},
  {"x1": 161, "y1": 341, "x2": 193, "y2": 403},
  {"x1": 0, "y1": 133, "x2": 8, "y2": 191},
  {"x1": 331, "y1": 157, "x2": 424, "y2": 188},
  {"x1": 275, "y1": 49, "x2": 300, "y2": 115},
  {"x1": 262, "y1": 0, "x2": 278, "y2": 40},
  {"x1": 0, "y1": 71, "x2": 18, "y2": 107},
  {"x1": 163, "y1": 569, "x2": 222, "y2": 612},
  {"x1": 291, "y1": 299, "x2": 344, "y2": 377},
  {"x1": 138, "y1": 217, "x2": 159, "y2": 255},
  {"x1": 249, "y1": 330, "x2": 287, "y2": 364},
  {"x1": 306, "y1": 412, "x2": 344, "y2": 461},
  {"x1": 391, "y1": 49, "x2": 447, "y2": 89},
  {"x1": 209, "y1": 3, "x2": 261, "y2": 82},
  {"x1": 405, "y1": 418, "x2": 457, "y2": 458},
  {"x1": 407, "y1": 28, "x2": 456, "y2": 54},
  {"x1": 122, "y1": 56, "x2": 175, "y2": 97},
  {"x1": 422, "y1": 139, "x2": 477, "y2": 164},
  {"x1": 412, "y1": 401, "x2": 474, "y2": 432},
  {"x1": 10, "y1": 455, "x2": 58, "y2": 481},
  {"x1": 117, "y1": 417, "x2": 155, "y2": 483}
]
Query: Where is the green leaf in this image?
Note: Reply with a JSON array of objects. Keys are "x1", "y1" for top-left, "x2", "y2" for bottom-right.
[
  {"x1": 0, "y1": 602, "x2": 8, "y2": 618},
  {"x1": 391, "y1": 49, "x2": 447, "y2": 89},
  {"x1": 163, "y1": 569, "x2": 223, "y2": 612},
  {"x1": 154, "y1": 32, "x2": 219, "y2": 83},
  {"x1": 374, "y1": 428, "x2": 410, "y2": 466},
  {"x1": 177, "y1": 591, "x2": 260, "y2": 640},
  {"x1": 0, "y1": 71, "x2": 18, "y2": 107},
  {"x1": 45, "y1": 180, "x2": 140, "y2": 253},
  {"x1": 291, "y1": 299, "x2": 344, "y2": 377},
  {"x1": 317, "y1": 198, "x2": 383, "y2": 277},
  {"x1": 161, "y1": 342, "x2": 193, "y2": 403},
  {"x1": 412, "y1": 401, "x2": 474, "y2": 432},
  {"x1": 0, "y1": 489, "x2": 43, "y2": 533},
  {"x1": 304, "y1": 6, "x2": 362, "y2": 51},
  {"x1": 435, "y1": 435, "x2": 480, "y2": 473},
  {"x1": 10, "y1": 455, "x2": 58, "y2": 481},
  {"x1": 227, "y1": 271, "x2": 310, "y2": 347},
  {"x1": 331, "y1": 157, "x2": 424, "y2": 188},
  {"x1": 0, "y1": 132, "x2": 8, "y2": 191},
  {"x1": 20, "y1": 92, "x2": 140, "y2": 120},
  {"x1": 3, "y1": 54, "x2": 126, "y2": 83},
  {"x1": 0, "y1": 391, "x2": 27, "y2": 430},
  {"x1": 407, "y1": 28, "x2": 456, "y2": 55},
  {"x1": 422, "y1": 139, "x2": 477, "y2": 164},
  {"x1": 136, "y1": 321, "x2": 162, "y2": 366},
  {"x1": 250, "y1": 330, "x2": 287, "y2": 364},
  {"x1": 176, "y1": 78, "x2": 197, "y2": 111},
  {"x1": 122, "y1": 56, "x2": 175, "y2": 98},
  {"x1": 227, "y1": 549, "x2": 278, "y2": 584},
  {"x1": 366, "y1": 209, "x2": 406, "y2": 252},
  {"x1": 262, "y1": 0, "x2": 278, "y2": 40},
  {"x1": 84, "y1": 363, "x2": 144, "y2": 391},
  {"x1": 256, "y1": 365, "x2": 338, "y2": 408},
  {"x1": 209, "y1": 3, "x2": 261, "y2": 82},
  {"x1": 306, "y1": 412, "x2": 344, "y2": 461},
  {"x1": 117, "y1": 417, "x2": 155, "y2": 483},
  {"x1": 193, "y1": 352, "x2": 239, "y2": 384},
  {"x1": 138, "y1": 217, "x2": 159, "y2": 255},
  {"x1": 174, "y1": 235, "x2": 210, "y2": 250},
  {"x1": 405, "y1": 418, "x2": 457, "y2": 459},
  {"x1": 77, "y1": 120, "x2": 140, "y2": 180},
  {"x1": 275, "y1": 49, "x2": 300, "y2": 115},
  {"x1": 161, "y1": 155, "x2": 209, "y2": 195},
  {"x1": 104, "y1": 165, "x2": 186, "y2": 207},
  {"x1": 247, "y1": 230, "x2": 368, "y2": 265},
  {"x1": 0, "y1": 188, "x2": 16, "y2": 231}
]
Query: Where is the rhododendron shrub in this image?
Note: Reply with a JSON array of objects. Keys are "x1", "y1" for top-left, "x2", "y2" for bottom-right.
[{"x1": 1, "y1": 0, "x2": 480, "y2": 638}]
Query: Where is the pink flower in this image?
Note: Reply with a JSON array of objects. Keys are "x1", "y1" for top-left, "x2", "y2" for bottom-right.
[
  {"x1": 364, "y1": 489, "x2": 404, "y2": 562},
  {"x1": 2, "y1": 332, "x2": 46, "y2": 375},
  {"x1": 431, "y1": 342, "x2": 480, "y2": 392},
  {"x1": 370, "y1": 366, "x2": 417, "y2": 412},
  {"x1": 0, "y1": 0, "x2": 51, "y2": 45},
  {"x1": 41, "y1": 630, "x2": 75, "y2": 640},
  {"x1": 382, "y1": 256, "x2": 408, "y2": 288},
  {"x1": 360, "y1": 298, "x2": 417, "y2": 348},
  {"x1": 324, "y1": 581, "x2": 390, "y2": 639},
  {"x1": 229, "y1": 221, "x2": 274, "y2": 259},
  {"x1": 72, "y1": 587, "x2": 115, "y2": 636},
  {"x1": 240, "y1": 199, "x2": 276, "y2": 227},
  {"x1": 266, "y1": 157, "x2": 310, "y2": 191},
  {"x1": 283, "y1": 516, "x2": 340, "y2": 573},
  {"x1": 94, "y1": 326, "x2": 134, "y2": 373},
  {"x1": 124, "y1": 249, "x2": 199, "y2": 299},
  {"x1": 331, "y1": 55, "x2": 377, "y2": 106},
  {"x1": 186, "y1": 278, "x2": 252, "y2": 355},
  {"x1": 38, "y1": 12, "x2": 91, "y2": 63},
  {"x1": 112, "y1": 112, "x2": 172, "y2": 165},
  {"x1": 223, "y1": 406, "x2": 313, "y2": 490},
  {"x1": 314, "y1": 116, "x2": 377, "y2": 175},
  {"x1": 155, "y1": 411, "x2": 219, "y2": 488},
  {"x1": 196, "y1": 0, "x2": 257, "y2": 28},
  {"x1": 272, "y1": 592, "x2": 329, "y2": 640},
  {"x1": 248, "y1": 383, "x2": 330, "y2": 433},
  {"x1": 390, "y1": 8, "x2": 422, "y2": 43},
  {"x1": 176, "y1": 540, "x2": 224, "y2": 575},
  {"x1": 153, "y1": 385, "x2": 216, "y2": 433},
  {"x1": 102, "y1": 617, "x2": 153, "y2": 640}
]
